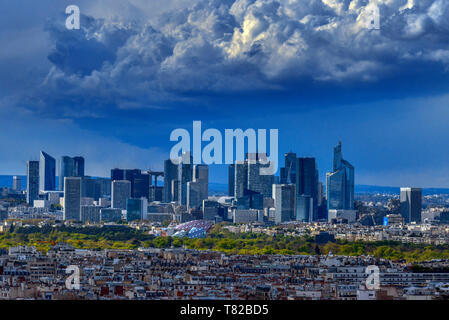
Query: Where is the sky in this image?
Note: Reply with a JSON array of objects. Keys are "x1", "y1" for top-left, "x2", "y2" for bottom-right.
[{"x1": 1, "y1": 0, "x2": 449, "y2": 187}]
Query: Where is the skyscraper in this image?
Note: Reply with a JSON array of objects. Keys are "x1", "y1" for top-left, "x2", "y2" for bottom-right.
[
  {"x1": 273, "y1": 184, "x2": 296, "y2": 223},
  {"x1": 281, "y1": 152, "x2": 297, "y2": 184},
  {"x1": 59, "y1": 156, "x2": 85, "y2": 191},
  {"x1": 187, "y1": 181, "x2": 201, "y2": 209},
  {"x1": 81, "y1": 176, "x2": 101, "y2": 200},
  {"x1": 193, "y1": 164, "x2": 208, "y2": 203},
  {"x1": 64, "y1": 177, "x2": 81, "y2": 221},
  {"x1": 247, "y1": 153, "x2": 274, "y2": 198},
  {"x1": 177, "y1": 152, "x2": 193, "y2": 205},
  {"x1": 296, "y1": 157, "x2": 319, "y2": 220},
  {"x1": 400, "y1": 187, "x2": 422, "y2": 223},
  {"x1": 111, "y1": 168, "x2": 125, "y2": 181},
  {"x1": 234, "y1": 161, "x2": 248, "y2": 198},
  {"x1": 326, "y1": 142, "x2": 354, "y2": 211},
  {"x1": 26, "y1": 161, "x2": 39, "y2": 205},
  {"x1": 233, "y1": 154, "x2": 274, "y2": 199},
  {"x1": 132, "y1": 171, "x2": 150, "y2": 199},
  {"x1": 112, "y1": 180, "x2": 131, "y2": 210},
  {"x1": 149, "y1": 186, "x2": 163, "y2": 202},
  {"x1": 236, "y1": 189, "x2": 264, "y2": 210},
  {"x1": 40, "y1": 151, "x2": 56, "y2": 191},
  {"x1": 163, "y1": 159, "x2": 179, "y2": 202},
  {"x1": 228, "y1": 164, "x2": 235, "y2": 197},
  {"x1": 171, "y1": 180, "x2": 179, "y2": 202},
  {"x1": 12, "y1": 176, "x2": 22, "y2": 191},
  {"x1": 110, "y1": 169, "x2": 150, "y2": 199},
  {"x1": 317, "y1": 181, "x2": 327, "y2": 220},
  {"x1": 73, "y1": 156, "x2": 85, "y2": 177},
  {"x1": 296, "y1": 195, "x2": 313, "y2": 222},
  {"x1": 59, "y1": 156, "x2": 74, "y2": 191}
]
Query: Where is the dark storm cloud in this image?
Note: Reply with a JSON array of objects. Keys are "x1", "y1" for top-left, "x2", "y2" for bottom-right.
[{"x1": 14, "y1": 0, "x2": 447, "y2": 116}]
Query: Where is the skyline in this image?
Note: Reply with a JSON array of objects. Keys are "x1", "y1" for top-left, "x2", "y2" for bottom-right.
[
  {"x1": 2, "y1": 0, "x2": 449, "y2": 187},
  {"x1": 1, "y1": 141, "x2": 446, "y2": 192}
]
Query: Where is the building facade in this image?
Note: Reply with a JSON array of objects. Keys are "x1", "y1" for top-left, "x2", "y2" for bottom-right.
[
  {"x1": 26, "y1": 161, "x2": 39, "y2": 205},
  {"x1": 63, "y1": 177, "x2": 82, "y2": 221},
  {"x1": 400, "y1": 187, "x2": 422, "y2": 223},
  {"x1": 111, "y1": 180, "x2": 131, "y2": 210},
  {"x1": 59, "y1": 156, "x2": 85, "y2": 191},
  {"x1": 39, "y1": 151, "x2": 56, "y2": 191},
  {"x1": 326, "y1": 142, "x2": 354, "y2": 211},
  {"x1": 273, "y1": 184, "x2": 296, "y2": 223}
]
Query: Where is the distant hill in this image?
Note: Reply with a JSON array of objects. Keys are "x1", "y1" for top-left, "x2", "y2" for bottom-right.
[{"x1": 355, "y1": 184, "x2": 449, "y2": 195}]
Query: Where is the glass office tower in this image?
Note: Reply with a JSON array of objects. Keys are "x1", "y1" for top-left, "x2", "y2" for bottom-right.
[
  {"x1": 59, "y1": 156, "x2": 85, "y2": 191},
  {"x1": 40, "y1": 151, "x2": 56, "y2": 191},
  {"x1": 400, "y1": 187, "x2": 422, "y2": 223},
  {"x1": 26, "y1": 160, "x2": 39, "y2": 205},
  {"x1": 326, "y1": 142, "x2": 354, "y2": 210}
]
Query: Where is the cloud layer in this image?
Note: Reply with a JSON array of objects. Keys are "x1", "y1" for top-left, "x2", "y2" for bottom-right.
[{"x1": 18, "y1": 0, "x2": 449, "y2": 115}]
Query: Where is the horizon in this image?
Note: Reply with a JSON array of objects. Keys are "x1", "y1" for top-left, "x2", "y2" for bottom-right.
[{"x1": 2, "y1": 173, "x2": 449, "y2": 192}]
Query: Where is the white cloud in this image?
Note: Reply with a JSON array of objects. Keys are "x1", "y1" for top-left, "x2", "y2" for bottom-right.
[{"x1": 4, "y1": 0, "x2": 449, "y2": 115}]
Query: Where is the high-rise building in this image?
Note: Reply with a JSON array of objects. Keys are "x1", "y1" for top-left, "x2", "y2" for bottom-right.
[
  {"x1": 59, "y1": 156, "x2": 85, "y2": 191},
  {"x1": 40, "y1": 151, "x2": 56, "y2": 191},
  {"x1": 193, "y1": 164, "x2": 208, "y2": 203},
  {"x1": 149, "y1": 186, "x2": 163, "y2": 202},
  {"x1": 177, "y1": 152, "x2": 193, "y2": 205},
  {"x1": 111, "y1": 180, "x2": 131, "y2": 210},
  {"x1": 110, "y1": 169, "x2": 150, "y2": 199},
  {"x1": 228, "y1": 164, "x2": 235, "y2": 197},
  {"x1": 64, "y1": 177, "x2": 81, "y2": 221},
  {"x1": 326, "y1": 142, "x2": 354, "y2": 211},
  {"x1": 171, "y1": 180, "x2": 179, "y2": 202},
  {"x1": 59, "y1": 156, "x2": 74, "y2": 191},
  {"x1": 234, "y1": 161, "x2": 248, "y2": 198},
  {"x1": 163, "y1": 159, "x2": 179, "y2": 202},
  {"x1": 273, "y1": 184, "x2": 296, "y2": 223},
  {"x1": 12, "y1": 175, "x2": 22, "y2": 191},
  {"x1": 132, "y1": 171, "x2": 150, "y2": 199},
  {"x1": 235, "y1": 189, "x2": 264, "y2": 210},
  {"x1": 73, "y1": 156, "x2": 85, "y2": 177},
  {"x1": 96, "y1": 178, "x2": 112, "y2": 197},
  {"x1": 296, "y1": 194, "x2": 313, "y2": 222},
  {"x1": 233, "y1": 154, "x2": 274, "y2": 199},
  {"x1": 281, "y1": 152, "x2": 297, "y2": 184},
  {"x1": 247, "y1": 153, "x2": 274, "y2": 198},
  {"x1": 126, "y1": 198, "x2": 148, "y2": 221},
  {"x1": 187, "y1": 181, "x2": 201, "y2": 209},
  {"x1": 317, "y1": 181, "x2": 327, "y2": 220},
  {"x1": 317, "y1": 181, "x2": 324, "y2": 206},
  {"x1": 203, "y1": 200, "x2": 221, "y2": 221},
  {"x1": 26, "y1": 161, "x2": 39, "y2": 205},
  {"x1": 296, "y1": 157, "x2": 319, "y2": 220},
  {"x1": 81, "y1": 176, "x2": 101, "y2": 200},
  {"x1": 400, "y1": 187, "x2": 422, "y2": 223}
]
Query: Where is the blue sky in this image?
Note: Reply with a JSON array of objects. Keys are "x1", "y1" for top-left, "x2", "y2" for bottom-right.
[{"x1": 1, "y1": 0, "x2": 449, "y2": 187}]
